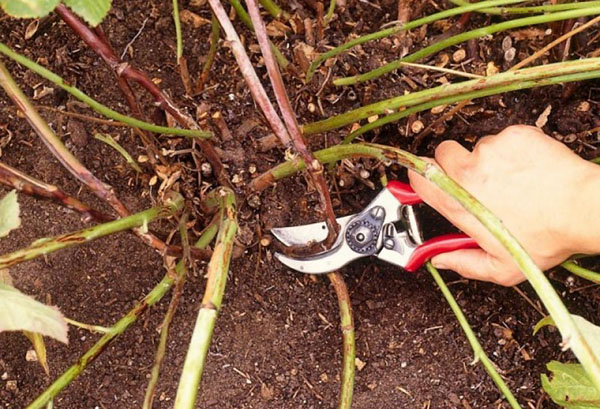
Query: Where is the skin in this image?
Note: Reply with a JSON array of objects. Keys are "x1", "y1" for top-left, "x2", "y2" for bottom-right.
[{"x1": 409, "y1": 125, "x2": 600, "y2": 286}]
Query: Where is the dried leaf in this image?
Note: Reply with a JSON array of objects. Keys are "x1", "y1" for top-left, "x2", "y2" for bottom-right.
[
  {"x1": 24, "y1": 331, "x2": 49, "y2": 375},
  {"x1": 24, "y1": 19, "x2": 40, "y2": 40},
  {"x1": 179, "y1": 9, "x2": 210, "y2": 28},
  {"x1": 535, "y1": 105, "x2": 552, "y2": 128},
  {"x1": 0, "y1": 190, "x2": 20, "y2": 238}
]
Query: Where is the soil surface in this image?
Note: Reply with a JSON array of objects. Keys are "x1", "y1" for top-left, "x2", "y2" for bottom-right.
[{"x1": 1, "y1": 1, "x2": 600, "y2": 408}]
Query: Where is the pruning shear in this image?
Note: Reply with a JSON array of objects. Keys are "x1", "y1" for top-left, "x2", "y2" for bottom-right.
[{"x1": 272, "y1": 181, "x2": 479, "y2": 274}]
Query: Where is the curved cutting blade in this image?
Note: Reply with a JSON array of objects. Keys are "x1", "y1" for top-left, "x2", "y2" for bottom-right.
[
  {"x1": 275, "y1": 244, "x2": 362, "y2": 274},
  {"x1": 271, "y1": 215, "x2": 354, "y2": 247}
]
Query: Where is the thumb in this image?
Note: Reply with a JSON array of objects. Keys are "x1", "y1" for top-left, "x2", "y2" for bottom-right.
[{"x1": 431, "y1": 249, "x2": 524, "y2": 286}]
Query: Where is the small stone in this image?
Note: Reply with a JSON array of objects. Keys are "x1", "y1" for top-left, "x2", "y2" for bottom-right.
[
  {"x1": 201, "y1": 162, "x2": 212, "y2": 177},
  {"x1": 452, "y1": 49, "x2": 466, "y2": 63},
  {"x1": 367, "y1": 381, "x2": 377, "y2": 390},
  {"x1": 578, "y1": 101, "x2": 590, "y2": 112},
  {"x1": 25, "y1": 350, "x2": 38, "y2": 362},
  {"x1": 355, "y1": 357, "x2": 366, "y2": 371},
  {"x1": 248, "y1": 164, "x2": 257, "y2": 174},
  {"x1": 260, "y1": 236, "x2": 271, "y2": 247},
  {"x1": 359, "y1": 169, "x2": 370, "y2": 179},
  {"x1": 137, "y1": 155, "x2": 149, "y2": 163},
  {"x1": 6, "y1": 380, "x2": 17, "y2": 391},
  {"x1": 248, "y1": 193, "x2": 261, "y2": 209},
  {"x1": 486, "y1": 62, "x2": 500, "y2": 76},
  {"x1": 308, "y1": 103, "x2": 316, "y2": 113},
  {"x1": 1, "y1": 372, "x2": 7, "y2": 380},
  {"x1": 431, "y1": 105, "x2": 446, "y2": 114},
  {"x1": 367, "y1": 115, "x2": 379, "y2": 123},
  {"x1": 320, "y1": 373, "x2": 329, "y2": 383},
  {"x1": 504, "y1": 47, "x2": 516, "y2": 62},
  {"x1": 149, "y1": 175, "x2": 158, "y2": 186},
  {"x1": 501, "y1": 36, "x2": 513, "y2": 51},
  {"x1": 232, "y1": 174, "x2": 243, "y2": 184}
]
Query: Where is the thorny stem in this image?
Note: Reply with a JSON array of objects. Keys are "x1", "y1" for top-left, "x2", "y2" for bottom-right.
[
  {"x1": 143, "y1": 214, "x2": 191, "y2": 409},
  {"x1": 94, "y1": 25, "x2": 166, "y2": 167},
  {"x1": 0, "y1": 193, "x2": 184, "y2": 270},
  {"x1": 300, "y1": 59, "x2": 600, "y2": 138},
  {"x1": 227, "y1": 0, "x2": 291, "y2": 69},
  {"x1": 54, "y1": 5, "x2": 229, "y2": 186},
  {"x1": 0, "y1": 59, "x2": 179, "y2": 257},
  {"x1": 259, "y1": 0, "x2": 284, "y2": 19},
  {"x1": 426, "y1": 264, "x2": 522, "y2": 408},
  {"x1": 210, "y1": 0, "x2": 291, "y2": 146},
  {"x1": 174, "y1": 188, "x2": 237, "y2": 409},
  {"x1": 0, "y1": 44, "x2": 208, "y2": 139},
  {"x1": 328, "y1": 272, "x2": 355, "y2": 409},
  {"x1": 334, "y1": 7, "x2": 600, "y2": 85},
  {"x1": 0, "y1": 161, "x2": 111, "y2": 223},
  {"x1": 450, "y1": 0, "x2": 600, "y2": 15},
  {"x1": 305, "y1": 0, "x2": 526, "y2": 81},
  {"x1": 194, "y1": 13, "x2": 220, "y2": 94},
  {"x1": 26, "y1": 274, "x2": 176, "y2": 409},
  {"x1": 247, "y1": 0, "x2": 340, "y2": 242},
  {"x1": 561, "y1": 260, "x2": 600, "y2": 284},
  {"x1": 252, "y1": 141, "x2": 600, "y2": 392}
]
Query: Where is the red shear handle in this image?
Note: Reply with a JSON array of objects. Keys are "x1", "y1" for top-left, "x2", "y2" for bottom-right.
[
  {"x1": 404, "y1": 234, "x2": 479, "y2": 272},
  {"x1": 386, "y1": 181, "x2": 422, "y2": 205}
]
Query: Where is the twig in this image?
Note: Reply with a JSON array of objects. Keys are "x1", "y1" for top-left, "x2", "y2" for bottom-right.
[
  {"x1": 0, "y1": 43, "x2": 209, "y2": 139},
  {"x1": 172, "y1": 0, "x2": 183, "y2": 63},
  {"x1": 413, "y1": 14, "x2": 600, "y2": 150},
  {"x1": 26, "y1": 273, "x2": 178, "y2": 409},
  {"x1": 174, "y1": 188, "x2": 237, "y2": 409},
  {"x1": 36, "y1": 106, "x2": 127, "y2": 127},
  {"x1": 0, "y1": 194, "x2": 183, "y2": 270},
  {"x1": 209, "y1": 0, "x2": 292, "y2": 146},
  {"x1": 427, "y1": 264, "x2": 522, "y2": 408},
  {"x1": 227, "y1": 0, "x2": 291, "y2": 69},
  {"x1": 120, "y1": 17, "x2": 150, "y2": 60},
  {"x1": 334, "y1": 7, "x2": 600, "y2": 85},
  {"x1": 143, "y1": 214, "x2": 190, "y2": 409},
  {"x1": 513, "y1": 15, "x2": 600, "y2": 71},
  {"x1": 194, "y1": 13, "x2": 220, "y2": 94},
  {"x1": 300, "y1": 58, "x2": 600, "y2": 137},
  {"x1": 54, "y1": 5, "x2": 228, "y2": 186},
  {"x1": 0, "y1": 161, "x2": 111, "y2": 222},
  {"x1": 305, "y1": 0, "x2": 526, "y2": 81},
  {"x1": 94, "y1": 133, "x2": 142, "y2": 173},
  {"x1": 246, "y1": 0, "x2": 340, "y2": 243},
  {"x1": 0, "y1": 59, "x2": 177, "y2": 257},
  {"x1": 561, "y1": 260, "x2": 600, "y2": 284},
  {"x1": 328, "y1": 272, "x2": 355, "y2": 409},
  {"x1": 449, "y1": 0, "x2": 600, "y2": 15}
]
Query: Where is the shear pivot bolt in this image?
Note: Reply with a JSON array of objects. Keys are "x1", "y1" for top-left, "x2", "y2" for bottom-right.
[
  {"x1": 384, "y1": 238, "x2": 395, "y2": 249},
  {"x1": 370, "y1": 206, "x2": 385, "y2": 220}
]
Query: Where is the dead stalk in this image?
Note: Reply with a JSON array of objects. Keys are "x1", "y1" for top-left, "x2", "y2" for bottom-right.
[{"x1": 246, "y1": 0, "x2": 339, "y2": 242}]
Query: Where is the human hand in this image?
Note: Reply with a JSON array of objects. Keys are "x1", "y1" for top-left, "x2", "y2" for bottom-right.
[{"x1": 408, "y1": 125, "x2": 600, "y2": 286}]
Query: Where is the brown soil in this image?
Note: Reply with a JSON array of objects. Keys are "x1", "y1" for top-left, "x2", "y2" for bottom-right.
[{"x1": 1, "y1": 1, "x2": 600, "y2": 408}]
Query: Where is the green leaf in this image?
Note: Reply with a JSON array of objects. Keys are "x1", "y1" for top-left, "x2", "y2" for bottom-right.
[
  {"x1": 0, "y1": 190, "x2": 21, "y2": 238},
  {"x1": 0, "y1": 0, "x2": 59, "y2": 18},
  {"x1": 542, "y1": 361, "x2": 600, "y2": 408},
  {"x1": 534, "y1": 315, "x2": 555, "y2": 335},
  {"x1": 62, "y1": 0, "x2": 112, "y2": 26},
  {"x1": 0, "y1": 283, "x2": 68, "y2": 343}
]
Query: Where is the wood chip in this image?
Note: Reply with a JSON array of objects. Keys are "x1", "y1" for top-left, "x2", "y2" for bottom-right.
[
  {"x1": 179, "y1": 10, "x2": 211, "y2": 28},
  {"x1": 411, "y1": 120, "x2": 424, "y2": 133},
  {"x1": 452, "y1": 49, "x2": 466, "y2": 63},
  {"x1": 535, "y1": 105, "x2": 552, "y2": 128},
  {"x1": 355, "y1": 357, "x2": 366, "y2": 371}
]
